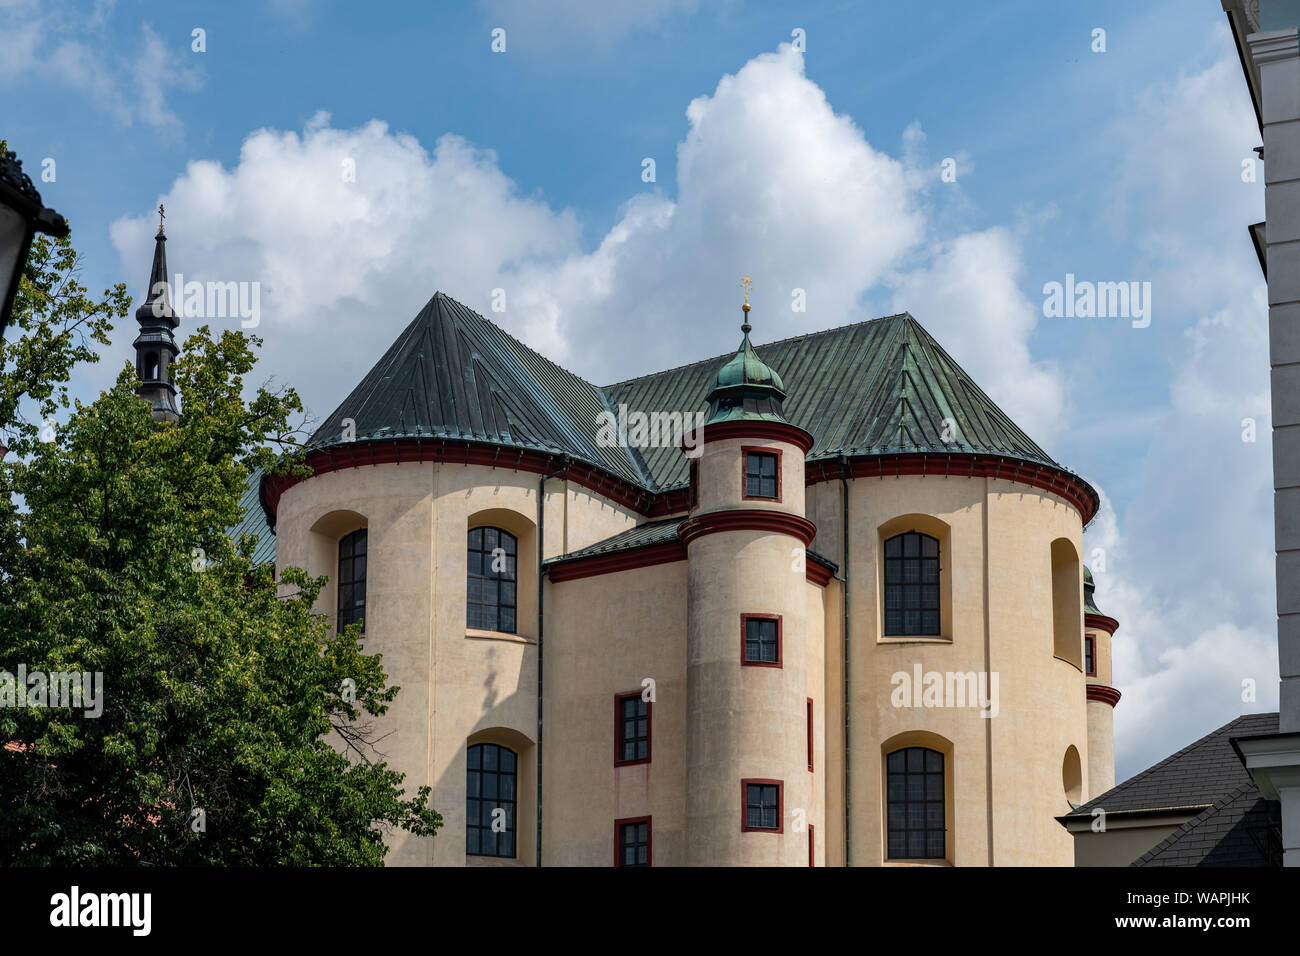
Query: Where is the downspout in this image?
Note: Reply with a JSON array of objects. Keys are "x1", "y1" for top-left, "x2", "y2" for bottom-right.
[
  {"x1": 838, "y1": 454, "x2": 852, "y2": 867},
  {"x1": 536, "y1": 454, "x2": 569, "y2": 868}
]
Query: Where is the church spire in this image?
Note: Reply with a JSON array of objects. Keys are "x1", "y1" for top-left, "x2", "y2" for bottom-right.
[{"x1": 132, "y1": 203, "x2": 180, "y2": 422}]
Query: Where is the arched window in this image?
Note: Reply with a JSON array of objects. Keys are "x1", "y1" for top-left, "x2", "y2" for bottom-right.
[
  {"x1": 468, "y1": 527, "x2": 517, "y2": 633},
  {"x1": 144, "y1": 352, "x2": 159, "y2": 381},
  {"x1": 883, "y1": 532, "x2": 941, "y2": 636},
  {"x1": 886, "y1": 746, "x2": 945, "y2": 859},
  {"x1": 467, "y1": 743, "x2": 516, "y2": 858},
  {"x1": 337, "y1": 529, "x2": 366, "y2": 633}
]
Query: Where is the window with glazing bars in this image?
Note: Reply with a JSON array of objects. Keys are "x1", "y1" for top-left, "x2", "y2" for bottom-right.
[
  {"x1": 616, "y1": 693, "x2": 650, "y2": 765},
  {"x1": 745, "y1": 451, "x2": 778, "y2": 498},
  {"x1": 883, "y1": 531, "x2": 940, "y2": 636},
  {"x1": 466, "y1": 743, "x2": 517, "y2": 858},
  {"x1": 744, "y1": 616, "x2": 780, "y2": 665},
  {"x1": 744, "y1": 782, "x2": 781, "y2": 831},
  {"x1": 886, "y1": 747, "x2": 945, "y2": 859},
  {"x1": 467, "y1": 527, "x2": 517, "y2": 633},
  {"x1": 616, "y1": 818, "x2": 650, "y2": 867},
  {"x1": 337, "y1": 529, "x2": 367, "y2": 633}
]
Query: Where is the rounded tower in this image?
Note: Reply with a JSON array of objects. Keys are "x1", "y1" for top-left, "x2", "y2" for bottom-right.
[
  {"x1": 1083, "y1": 565, "x2": 1121, "y2": 796},
  {"x1": 681, "y1": 287, "x2": 816, "y2": 865}
]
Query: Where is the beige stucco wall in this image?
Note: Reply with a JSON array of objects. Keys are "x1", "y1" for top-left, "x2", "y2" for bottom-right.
[
  {"x1": 808, "y1": 474, "x2": 1089, "y2": 867},
  {"x1": 543, "y1": 559, "x2": 688, "y2": 863},
  {"x1": 272, "y1": 451, "x2": 1100, "y2": 867},
  {"x1": 275, "y1": 460, "x2": 639, "y2": 866}
]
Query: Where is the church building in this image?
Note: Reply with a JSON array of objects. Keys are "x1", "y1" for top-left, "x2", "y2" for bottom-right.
[{"x1": 136, "y1": 229, "x2": 1121, "y2": 866}]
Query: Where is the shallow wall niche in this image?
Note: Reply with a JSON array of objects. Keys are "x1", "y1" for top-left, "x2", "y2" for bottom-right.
[
  {"x1": 1050, "y1": 538, "x2": 1082, "y2": 668},
  {"x1": 1062, "y1": 745, "x2": 1083, "y2": 806},
  {"x1": 466, "y1": 507, "x2": 537, "y2": 640},
  {"x1": 308, "y1": 509, "x2": 367, "y2": 631},
  {"x1": 875, "y1": 513, "x2": 954, "y2": 643}
]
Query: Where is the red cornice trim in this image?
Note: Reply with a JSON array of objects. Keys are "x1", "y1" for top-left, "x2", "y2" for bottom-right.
[
  {"x1": 678, "y1": 508, "x2": 817, "y2": 547},
  {"x1": 261, "y1": 442, "x2": 1096, "y2": 530},
  {"x1": 547, "y1": 541, "x2": 686, "y2": 583},
  {"x1": 804, "y1": 453, "x2": 1098, "y2": 525},
  {"x1": 805, "y1": 558, "x2": 834, "y2": 587},
  {"x1": 701, "y1": 419, "x2": 814, "y2": 454},
  {"x1": 1085, "y1": 613, "x2": 1119, "y2": 636},
  {"x1": 548, "y1": 537, "x2": 832, "y2": 586},
  {"x1": 1086, "y1": 683, "x2": 1122, "y2": 707}
]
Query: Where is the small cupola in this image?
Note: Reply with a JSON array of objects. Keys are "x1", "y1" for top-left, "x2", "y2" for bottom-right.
[{"x1": 704, "y1": 277, "x2": 790, "y2": 425}]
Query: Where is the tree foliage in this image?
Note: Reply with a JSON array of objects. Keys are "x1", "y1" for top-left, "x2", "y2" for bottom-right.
[{"x1": 0, "y1": 233, "x2": 440, "y2": 864}]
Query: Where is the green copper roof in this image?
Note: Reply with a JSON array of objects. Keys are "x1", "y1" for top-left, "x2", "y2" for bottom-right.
[
  {"x1": 703, "y1": 314, "x2": 792, "y2": 426},
  {"x1": 237, "y1": 294, "x2": 1096, "y2": 565},
  {"x1": 606, "y1": 311, "x2": 1072, "y2": 491}
]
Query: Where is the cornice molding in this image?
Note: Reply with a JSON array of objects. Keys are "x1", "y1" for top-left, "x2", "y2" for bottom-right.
[
  {"x1": 1086, "y1": 683, "x2": 1122, "y2": 708},
  {"x1": 677, "y1": 508, "x2": 817, "y2": 547}
]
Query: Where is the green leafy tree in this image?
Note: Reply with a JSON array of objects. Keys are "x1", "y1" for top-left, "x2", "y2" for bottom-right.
[{"x1": 0, "y1": 233, "x2": 441, "y2": 864}]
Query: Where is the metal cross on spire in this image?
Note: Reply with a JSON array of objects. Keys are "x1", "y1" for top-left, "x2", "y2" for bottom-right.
[
  {"x1": 158, "y1": 202, "x2": 165, "y2": 234},
  {"x1": 741, "y1": 274, "x2": 752, "y2": 309}
]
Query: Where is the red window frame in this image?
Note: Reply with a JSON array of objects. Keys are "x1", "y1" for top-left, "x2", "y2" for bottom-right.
[
  {"x1": 741, "y1": 778, "x2": 784, "y2": 833},
  {"x1": 741, "y1": 446, "x2": 782, "y2": 502},
  {"x1": 614, "y1": 691, "x2": 652, "y2": 767},
  {"x1": 741, "y1": 613, "x2": 783, "y2": 668},
  {"x1": 1085, "y1": 635, "x2": 1096, "y2": 676},
  {"x1": 807, "y1": 698, "x2": 814, "y2": 771},
  {"x1": 614, "y1": 815, "x2": 652, "y2": 867}
]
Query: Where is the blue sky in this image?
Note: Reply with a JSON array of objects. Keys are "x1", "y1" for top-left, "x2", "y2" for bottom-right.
[{"x1": 1, "y1": 0, "x2": 1277, "y2": 780}]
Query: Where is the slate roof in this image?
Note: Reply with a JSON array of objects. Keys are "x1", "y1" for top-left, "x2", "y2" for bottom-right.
[
  {"x1": 1063, "y1": 713, "x2": 1279, "y2": 819},
  {"x1": 234, "y1": 291, "x2": 1094, "y2": 565},
  {"x1": 1131, "y1": 783, "x2": 1281, "y2": 867}
]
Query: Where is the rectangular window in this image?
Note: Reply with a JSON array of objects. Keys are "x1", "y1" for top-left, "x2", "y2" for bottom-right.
[
  {"x1": 809, "y1": 824, "x2": 815, "y2": 867},
  {"x1": 742, "y1": 614, "x2": 782, "y2": 667},
  {"x1": 807, "y1": 698, "x2": 814, "y2": 771},
  {"x1": 742, "y1": 779, "x2": 783, "y2": 832},
  {"x1": 1085, "y1": 635, "x2": 1095, "y2": 676},
  {"x1": 466, "y1": 743, "x2": 517, "y2": 858},
  {"x1": 615, "y1": 816, "x2": 651, "y2": 867},
  {"x1": 689, "y1": 458, "x2": 699, "y2": 509},
  {"x1": 886, "y1": 747, "x2": 945, "y2": 860},
  {"x1": 614, "y1": 692, "x2": 651, "y2": 766},
  {"x1": 883, "y1": 531, "x2": 941, "y2": 636},
  {"x1": 743, "y1": 449, "x2": 780, "y2": 500}
]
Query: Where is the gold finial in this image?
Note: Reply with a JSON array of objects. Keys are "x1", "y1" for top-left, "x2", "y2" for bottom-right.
[
  {"x1": 157, "y1": 202, "x2": 165, "y2": 234},
  {"x1": 741, "y1": 274, "x2": 752, "y2": 313}
]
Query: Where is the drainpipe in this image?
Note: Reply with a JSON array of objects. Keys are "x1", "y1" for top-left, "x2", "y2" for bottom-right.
[
  {"x1": 838, "y1": 454, "x2": 851, "y2": 867},
  {"x1": 536, "y1": 454, "x2": 569, "y2": 868}
]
